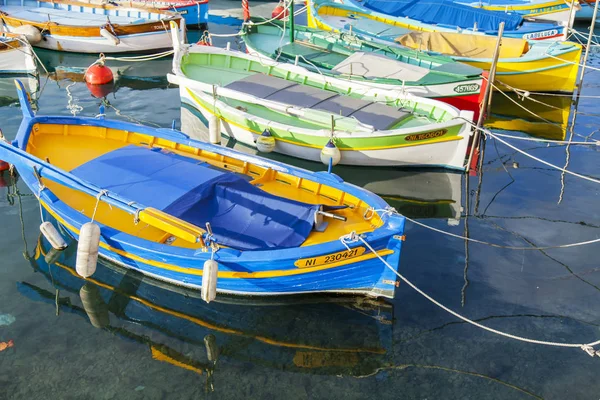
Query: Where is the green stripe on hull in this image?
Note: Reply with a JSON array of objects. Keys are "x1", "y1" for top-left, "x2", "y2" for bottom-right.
[{"x1": 184, "y1": 89, "x2": 464, "y2": 150}]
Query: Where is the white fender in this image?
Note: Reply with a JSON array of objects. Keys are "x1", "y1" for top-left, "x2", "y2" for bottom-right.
[
  {"x1": 208, "y1": 114, "x2": 221, "y2": 144},
  {"x1": 201, "y1": 259, "x2": 218, "y2": 303},
  {"x1": 40, "y1": 221, "x2": 67, "y2": 250},
  {"x1": 13, "y1": 25, "x2": 42, "y2": 44},
  {"x1": 76, "y1": 222, "x2": 101, "y2": 278},
  {"x1": 100, "y1": 27, "x2": 120, "y2": 45}
]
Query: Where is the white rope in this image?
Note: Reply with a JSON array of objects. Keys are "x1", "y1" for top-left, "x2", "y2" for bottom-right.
[
  {"x1": 543, "y1": 52, "x2": 600, "y2": 73},
  {"x1": 341, "y1": 231, "x2": 600, "y2": 356},
  {"x1": 485, "y1": 129, "x2": 600, "y2": 184},
  {"x1": 103, "y1": 50, "x2": 174, "y2": 62},
  {"x1": 462, "y1": 117, "x2": 600, "y2": 184},
  {"x1": 91, "y1": 190, "x2": 108, "y2": 223},
  {"x1": 207, "y1": 2, "x2": 307, "y2": 39},
  {"x1": 65, "y1": 82, "x2": 83, "y2": 116},
  {"x1": 404, "y1": 215, "x2": 600, "y2": 250},
  {"x1": 491, "y1": 132, "x2": 599, "y2": 145}
]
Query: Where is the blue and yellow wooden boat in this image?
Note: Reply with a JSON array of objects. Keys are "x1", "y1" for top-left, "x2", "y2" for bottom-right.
[{"x1": 2, "y1": 80, "x2": 405, "y2": 299}]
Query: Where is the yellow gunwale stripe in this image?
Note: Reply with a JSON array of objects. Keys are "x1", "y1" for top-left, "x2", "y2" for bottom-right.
[
  {"x1": 186, "y1": 89, "x2": 463, "y2": 151},
  {"x1": 39, "y1": 241, "x2": 386, "y2": 354},
  {"x1": 41, "y1": 201, "x2": 393, "y2": 279}
]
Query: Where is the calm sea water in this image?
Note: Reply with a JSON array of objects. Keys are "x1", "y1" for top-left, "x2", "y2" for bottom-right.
[{"x1": 1, "y1": 8, "x2": 600, "y2": 399}]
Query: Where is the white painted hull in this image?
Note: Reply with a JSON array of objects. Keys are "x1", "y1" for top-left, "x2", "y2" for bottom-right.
[
  {"x1": 180, "y1": 92, "x2": 473, "y2": 170},
  {"x1": 0, "y1": 38, "x2": 36, "y2": 74},
  {"x1": 6, "y1": 29, "x2": 181, "y2": 53}
]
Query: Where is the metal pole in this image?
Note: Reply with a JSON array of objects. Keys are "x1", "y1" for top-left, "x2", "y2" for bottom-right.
[
  {"x1": 467, "y1": 22, "x2": 504, "y2": 172},
  {"x1": 289, "y1": 0, "x2": 295, "y2": 43}
]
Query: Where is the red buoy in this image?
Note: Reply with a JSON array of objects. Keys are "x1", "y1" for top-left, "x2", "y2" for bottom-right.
[
  {"x1": 86, "y1": 81, "x2": 115, "y2": 99},
  {"x1": 272, "y1": 3, "x2": 289, "y2": 19},
  {"x1": 85, "y1": 63, "x2": 114, "y2": 86},
  {"x1": 0, "y1": 160, "x2": 9, "y2": 173}
]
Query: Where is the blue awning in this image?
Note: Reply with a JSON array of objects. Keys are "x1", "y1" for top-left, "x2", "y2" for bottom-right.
[
  {"x1": 359, "y1": 0, "x2": 524, "y2": 32},
  {"x1": 71, "y1": 145, "x2": 320, "y2": 251}
]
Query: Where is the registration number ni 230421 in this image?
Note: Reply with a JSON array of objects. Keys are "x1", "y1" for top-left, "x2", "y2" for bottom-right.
[{"x1": 294, "y1": 247, "x2": 367, "y2": 268}]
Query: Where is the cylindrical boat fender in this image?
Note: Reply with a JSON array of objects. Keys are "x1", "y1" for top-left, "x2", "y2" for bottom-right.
[
  {"x1": 204, "y1": 334, "x2": 219, "y2": 363},
  {"x1": 256, "y1": 129, "x2": 276, "y2": 153},
  {"x1": 13, "y1": 25, "x2": 42, "y2": 44},
  {"x1": 76, "y1": 222, "x2": 101, "y2": 278},
  {"x1": 320, "y1": 139, "x2": 341, "y2": 166},
  {"x1": 201, "y1": 259, "x2": 218, "y2": 303},
  {"x1": 208, "y1": 114, "x2": 220, "y2": 144},
  {"x1": 40, "y1": 221, "x2": 68, "y2": 250},
  {"x1": 100, "y1": 27, "x2": 120, "y2": 45},
  {"x1": 79, "y1": 283, "x2": 110, "y2": 329}
]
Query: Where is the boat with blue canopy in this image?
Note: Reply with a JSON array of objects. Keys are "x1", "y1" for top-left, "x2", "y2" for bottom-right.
[
  {"x1": 322, "y1": 0, "x2": 570, "y2": 40},
  {"x1": 1, "y1": 80, "x2": 405, "y2": 299}
]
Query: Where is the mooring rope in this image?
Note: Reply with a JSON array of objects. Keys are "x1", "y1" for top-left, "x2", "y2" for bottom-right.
[{"x1": 339, "y1": 227, "x2": 600, "y2": 356}]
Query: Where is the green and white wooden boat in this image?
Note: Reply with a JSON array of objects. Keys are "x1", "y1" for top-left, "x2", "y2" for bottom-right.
[
  {"x1": 167, "y1": 23, "x2": 474, "y2": 170},
  {"x1": 242, "y1": 18, "x2": 485, "y2": 118}
]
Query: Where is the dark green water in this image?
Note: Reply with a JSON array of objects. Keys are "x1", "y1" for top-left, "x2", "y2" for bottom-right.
[{"x1": 1, "y1": 15, "x2": 600, "y2": 399}]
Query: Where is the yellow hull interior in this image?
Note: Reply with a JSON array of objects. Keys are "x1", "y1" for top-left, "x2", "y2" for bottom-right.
[{"x1": 27, "y1": 123, "x2": 383, "y2": 250}]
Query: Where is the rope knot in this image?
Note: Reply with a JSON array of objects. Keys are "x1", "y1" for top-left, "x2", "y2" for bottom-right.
[
  {"x1": 339, "y1": 231, "x2": 359, "y2": 250},
  {"x1": 581, "y1": 345, "x2": 600, "y2": 357}
]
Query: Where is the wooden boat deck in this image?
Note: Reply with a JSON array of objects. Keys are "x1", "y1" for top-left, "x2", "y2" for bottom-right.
[{"x1": 27, "y1": 123, "x2": 382, "y2": 250}]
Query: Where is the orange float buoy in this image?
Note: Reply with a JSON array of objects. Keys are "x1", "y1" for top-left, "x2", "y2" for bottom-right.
[
  {"x1": 85, "y1": 61, "x2": 114, "y2": 86},
  {"x1": 272, "y1": 2, "x2": 289, "y2": 19}
]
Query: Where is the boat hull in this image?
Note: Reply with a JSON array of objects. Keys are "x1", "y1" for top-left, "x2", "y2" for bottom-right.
[
  {"x1": 0, "y1": 35, "x2": 37, "y2": 74},
  {"x1": 39, "y1": 195, "x2": 403, "y2": 299},
  {"x1": 0, "y1": 0, "x2": 185, "y2": 53},
  {"x1": 180, "y1": 93, "x2": 473, "y2": 170},
  {"x1": 308, "y1": 2, "x2": 582, "y2": 93}
]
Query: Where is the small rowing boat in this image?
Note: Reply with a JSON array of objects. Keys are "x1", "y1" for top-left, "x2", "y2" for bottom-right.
[
  {"x1": 335, "y1": 0, "x2": 571, "y2": 40},
  {"x1": 242, "y1": 18, "x2": 485, "y2": 118},
  {"x1": 168, "y1": 25, "x2": 474, "y2": 169},
  {"x1": 0, "y1": 32, "x2": 37, "y2": 74},
  {"x1": 2, "y1": 79, "x2": 406, "y2": 299},
  {"x1": 0, "y1": 0, "x2": 184, "y2": 53},
  {"x1": 308, "y1": 0, "x2": 582, "y2": 93}
]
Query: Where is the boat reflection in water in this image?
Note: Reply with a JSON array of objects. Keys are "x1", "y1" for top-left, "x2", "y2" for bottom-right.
[
  {"x1": 19, "y1": 227, "x2": 394, "y2": 383},
  {"x1": 0, "y1": 75, "x2": 39, "y2": 108},
  {"x1": 485, "y1": 92, "x2": 572, "y2": 140},
  {"x1": 181, "y1": 106, "x2": 463, "y2": 226},
  {"x1": 36, "y1": 49, "x2": 172, "y2": 97}
]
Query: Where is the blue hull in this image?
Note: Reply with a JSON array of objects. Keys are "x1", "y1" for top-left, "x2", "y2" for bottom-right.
[
  {"x1": 2, "y1": 80, "x2": 405, "y2": 299},
  {"x1": 171, "y1": 1, "x2": 209, "y2": 28}
]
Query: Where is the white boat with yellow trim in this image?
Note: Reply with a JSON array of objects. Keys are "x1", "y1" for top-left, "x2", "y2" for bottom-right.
[
  {"x1": 1, "y1": 79, "x2": 406, "y2": 299},
  {"x1": 168, "y1": 25, "x2": 474, "y2": 170},
  {"x1": 0, "y1": 0, "x2": 185, "y2": 53}
]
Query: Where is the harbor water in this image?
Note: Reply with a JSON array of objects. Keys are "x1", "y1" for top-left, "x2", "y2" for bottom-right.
[{"x1": 1, "y1": 4, "x2": 600, "y2": 399}]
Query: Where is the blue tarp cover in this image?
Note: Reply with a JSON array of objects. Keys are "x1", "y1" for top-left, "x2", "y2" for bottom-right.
[
  {"x1": 71, "y1": 145, "x2": 320, "y2": 251},
  {"x1": 359, "y1": 0, "x2": 523, "y2": 32}
]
